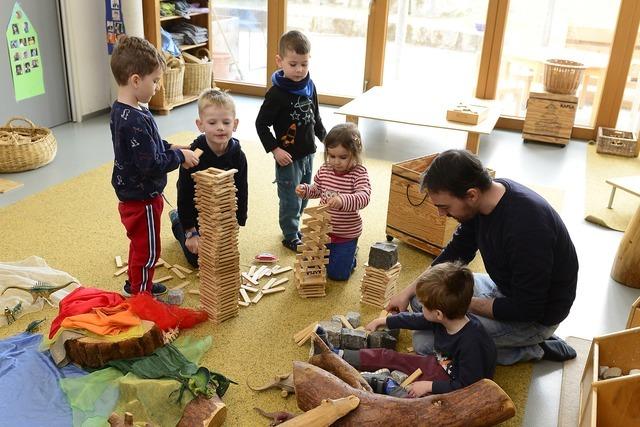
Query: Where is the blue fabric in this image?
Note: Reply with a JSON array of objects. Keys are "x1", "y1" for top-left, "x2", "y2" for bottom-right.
[
  {"x1": 271, "y1": 70, "x2": 313, "y2": 97},
  {"x1": 0, "y1": 333, "x2": 86, "y2": 427},
  {"x1": 326, "y1": 239, "x2": 358, "y2": 281},
  {"x1": 161, "y1": 28, "x2": 181, "y2": 57},
  {"x1": 275, "y1": 154, "x2": 313, "y2": 240}
]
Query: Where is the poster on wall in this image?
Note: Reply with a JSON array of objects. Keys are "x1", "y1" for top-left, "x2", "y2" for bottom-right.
[
  {"x1": 5, "y1": 2, "x2": 45, "y2": 101},
  {"x1": 106, "y1": 0, "x2": 126, "y2": 54}
]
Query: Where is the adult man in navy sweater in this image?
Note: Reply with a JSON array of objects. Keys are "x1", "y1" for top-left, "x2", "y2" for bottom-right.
[{"x1": 387, "y1": 149, "x2": 578, "y2": 365}]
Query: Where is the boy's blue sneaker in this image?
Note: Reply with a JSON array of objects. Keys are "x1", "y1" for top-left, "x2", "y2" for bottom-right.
[
  {"x1": 168, "y1": 209, "x2": 179, "y2": 225},
  {"x1": 122, "y1": 280, "x2": 167, "y2": 297}
]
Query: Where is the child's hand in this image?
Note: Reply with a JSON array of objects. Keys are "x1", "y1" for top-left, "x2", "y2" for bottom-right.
[
  {"x1": 407, "y1": 381, "x2": 432, "y2": 398},
  {"x1": 185, "y1": 235, "x2": 200, "y2": 255},
  {"x1": 365, "y1": 317, "x2": 386, "y2": 332},
  {"x1": 326, "y1": 195, "x2": 343, "y2": 209},
  {"x1": 295, "y1": 184, "x2": 306, "y2": 198},
  {"x1": 272, "y1": 147, "x2": 292, "y2": 167},
  {"x1": 180, "y1": 149, "x2": 200, "y2": 169}
]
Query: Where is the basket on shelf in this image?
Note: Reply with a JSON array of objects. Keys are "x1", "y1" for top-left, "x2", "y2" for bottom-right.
[
  {"x1": 543, "y1": 59, "x2": 585, "y2": 95},
  {"x1": 0, "y1": 116, "x2": 57, "y2": 173},
  {"x1": 195, "y1": 47, "x2": 217, "y2": 89},
  {"x1": 183, "y1": 49, "x2": 213, "y2": 96},
  {"x1": 596, "y1": 127, "x2": 639, "y2": 157},
  {"x1": 161, "y1": 56, "x2": 185, "y2": 105}
]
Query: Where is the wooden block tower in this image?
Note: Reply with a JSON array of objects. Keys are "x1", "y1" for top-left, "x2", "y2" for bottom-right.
[
  {"x1": 193, "y1": 167, "x2": 241, "y2": 323},
  {"x1": 294, "y1": 205, "x2": 331, "y2": 298},
  {"x1": 360, "y1": 262, "x2": 402, "y2": 308}
]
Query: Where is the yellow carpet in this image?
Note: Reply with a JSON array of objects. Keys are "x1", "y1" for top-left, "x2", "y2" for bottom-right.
[
  {"x1": 0, "y1": 131, "x2": 555, "y2": 426},
  {"x1": 584, "y1": 143, "x2": 640, "y2": 231},
  {"x1": 558, "y1": 336, "x2": 592, "y2": 427}
]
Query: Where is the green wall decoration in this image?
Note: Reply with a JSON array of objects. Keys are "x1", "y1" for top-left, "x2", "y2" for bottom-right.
[{"x1": 5, "y1": 2, "x2": 44, "y2": 101}]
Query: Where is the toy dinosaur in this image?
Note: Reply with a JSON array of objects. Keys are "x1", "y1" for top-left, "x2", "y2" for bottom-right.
[
  {"x1": 4, "y1": 307, "x2": 16, "y2": 324},
  {"x1": 247, "y1": 372, "x2": 295, "y2": 397},
  {"x1": 25, "y1": 318, "x2": 46, "y2": 333},
  {"x1": 1, "y1": 280, "x2": 77, "y2": 306}
]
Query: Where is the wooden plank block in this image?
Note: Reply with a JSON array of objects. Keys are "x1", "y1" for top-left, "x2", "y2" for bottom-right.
[
  {"x1": 154, "y1": 275, "x2": 173, "y2": 283},
  {"x1": 172, "y1": 264, "x2": 193, "y2": 274},
  {"x1": 262, "y1": 286, "x2": 285, "y2": 294},
  {"x1": 248, "y1": 265, "x2": 256, "y2": 276},
  {"x1": 193, "y1": 148, "x2": 203, "y2": 158},
  {"x1": 262, "y1": 278, "x2": 277, "y2": 290},
  {"x1": 171, "y1": 281, "x2": 190, "y2": 290},
  {"x1": 272, "y1": 266, "x2": 292, "y2": 275},
  {"x1": 238, "y1": 300, "x2": 250, "y2": 307},
  {"x1": 241, "y1": 272, "x2": 258, "y2": 285},
  {"x1": 0, "y1": 178, "x2": 23, "y2": 193},
  {"x1": 336, "y1": 315, "x2": 353, "y2": 329},
  {"x1": 115, "y1": 255, "x2": 123, "y2": 268},
  {"x1": 294, "y1": 321, "x2": 318, "y2": 342},
  {"x1": 171, "y1": 267, "x2": 186, "y2": 279},
  {"x1": 241, "y1": 284, "x2": 259, "y2": 293},
  {"x1": 188, "y1": 289, "x2": 200, "y2": 295},
  {"x1": 400, "y1": 368, "x2": 422, "y2": 387},
  {"x1": 159, "y1": 258, "x2": 171, "y2": 268},
  {"x1": 272, "y1": 277, "x2": 289, "y2": 287},
  {"x1": 296, "y1": 326, "x2": 318, "y2": 346},
  {"x1": 114, "y1": 266, "x2": 128, "y2": 277},
  {"x1": 251, "y1": 291, "x2": 263, "y2": 304},
  {"x1": 239, "y1": 288, "x2": 251, "y2": 304}
]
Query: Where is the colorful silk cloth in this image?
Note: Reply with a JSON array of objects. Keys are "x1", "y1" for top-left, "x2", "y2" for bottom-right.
[{"x1": 60, "y1": 304, "x2": 140, "y2": 336}]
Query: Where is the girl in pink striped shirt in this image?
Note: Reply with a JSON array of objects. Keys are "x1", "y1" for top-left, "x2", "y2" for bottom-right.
[{"x1": 296, "y1": 123, "x2": 371, "y2": 280}]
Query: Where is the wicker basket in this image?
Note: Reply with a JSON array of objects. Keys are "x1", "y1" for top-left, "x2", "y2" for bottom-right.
[
  {"x1": 183, "y1": 49, "x2": 213, "y2": 96},
  {"x1": 0, "y1": 117, "x2": 57, "y2": 173},
  {"x1": 543, "y1": 59, "x2": 585, "y2": 95},
  {"x1": 195, "y1": 48, "x2": 216, "y2": 89},
  {"x1": 596, "y1": 127, "x2": 639, "y2": 157},
  {"x1": 162, "y1": 57, "x2": 185, "y2": 104}
]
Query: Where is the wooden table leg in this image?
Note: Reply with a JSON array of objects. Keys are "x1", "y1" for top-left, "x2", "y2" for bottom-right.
[
  {"x1": 611, "y1": 205, "x2": 640, "y2": 288},
  {"x1": 466, "y1": 132, "x2": 480, "y2": 154},
  {"x1": 608, "y1": 186, "x2": 617, "y2": 209},
  {"x1": 346, "y1": 115, "x2": 359, "y2": 126}
]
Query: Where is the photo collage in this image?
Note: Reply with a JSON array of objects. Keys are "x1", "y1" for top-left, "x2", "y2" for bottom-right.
[
  {"x1": 9, "y1": 13, "x2": 39, "y2": 77},
  {"x1": 106, "y1": 0, "x2": 126, "y2": 54}
]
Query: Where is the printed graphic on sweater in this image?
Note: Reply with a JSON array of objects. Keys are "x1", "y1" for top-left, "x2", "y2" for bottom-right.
[
  {"x1": 290, "y1": 96, "x2": 316, "y2": 127},
  {"x1": 435, "y1": 351, "x2": 453, "y2": 377}
]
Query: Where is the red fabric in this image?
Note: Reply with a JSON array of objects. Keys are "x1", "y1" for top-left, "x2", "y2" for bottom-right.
[
  {"x1": 127, "y1": 293, "x2": 208, "y2": 331},
  {"x1": 49, "y1": 287, "x2": 125, "y2": 338},
  {"x1": 358, "y1": 348, "x2": 450, "y2": 383},
  {"x1": 118, "y1": 195, "x2": 163, "y2": 294}
]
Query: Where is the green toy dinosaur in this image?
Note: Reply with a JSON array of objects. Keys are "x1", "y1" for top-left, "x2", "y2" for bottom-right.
[
  {"x1": 1, "y1": 280, "x2": 77, "y2": 306},
  {"x1": 25, "y1": 318, "x2": 46, "y2": 333}
]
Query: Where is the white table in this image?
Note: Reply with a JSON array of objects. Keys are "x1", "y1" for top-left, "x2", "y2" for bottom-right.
[
  {"x1": 335, "y1": 86, "x2": 502, "y2": 153},
  {"x1": 606, "y1": 176, "x2": 640, "y2": 208}
]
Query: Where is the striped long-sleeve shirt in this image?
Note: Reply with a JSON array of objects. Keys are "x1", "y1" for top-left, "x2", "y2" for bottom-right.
[{"x1": 299, "y1": 164, "x2": 371, "y2": 240}]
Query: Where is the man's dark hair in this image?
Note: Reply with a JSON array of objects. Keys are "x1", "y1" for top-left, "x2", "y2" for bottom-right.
[
  {"x1": 420, "y1": 149, "x2": 492, "y2": 198},
  {"x1": 278, "y1": 30, "x2": 311, "y2": 57}
]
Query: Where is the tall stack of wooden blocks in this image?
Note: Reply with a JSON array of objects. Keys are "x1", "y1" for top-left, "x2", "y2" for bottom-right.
[
  {"x1": 193, "y1": 167, "x2": 241, "y2": 323},
  {"x1": 360, "y1": 262, "x2": 401, "y2": 308},
  {"x1": 294, "y1": 205, "x2": 331, "y2": 298}
]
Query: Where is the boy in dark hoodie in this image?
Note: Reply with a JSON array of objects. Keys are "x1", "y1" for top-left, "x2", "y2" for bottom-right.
[
  {"x1": 255, "y1": 30, "x2": 326, "y2": 251},
  {"x1": 170, "y1": 89, "x2": 248, "y2": 267}
]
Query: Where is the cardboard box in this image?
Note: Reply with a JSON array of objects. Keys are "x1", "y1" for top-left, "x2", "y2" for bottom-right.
[{"x1": 446, "y1": 103, "x2": 489, "y2": 125}]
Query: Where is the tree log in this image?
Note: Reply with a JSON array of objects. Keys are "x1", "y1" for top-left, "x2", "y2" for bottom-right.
[
  {"x1": 65, "y1": 321, "x2": 164, "y2": 369},
  {"x1": 279, "y1": 395, "x2": 359, "y2": 427},
  {"x1": 293, "y1": 361, "x2": 515, "y2": 427},
  {"x1": 176, "y1": 395, "x2": 227, "y2": 427},
  {"x1": 308, "y1": 351, "x2": 372, "y2": 392}
]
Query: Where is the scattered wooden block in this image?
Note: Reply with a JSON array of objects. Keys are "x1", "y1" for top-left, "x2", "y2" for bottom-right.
[
  {"x1": 188, "y1": 289, "x2": 200, "y2": 295},
  {"x1": 400, "y1": 368, "x2": 422, "y2": 388},
  {"x1": 241, "y1": 272, "x2": 258, "y2": 286},
  {"x1": 336, "y1": 315, "x2": 354, "y2": 329},
  {"x1": 171, "y1": 281, "x2": 190, "y2": 290},
  {"x1": 154, "y1": 275, "x2": 173, "y2": 283},
  {"x1": 114, "y1": 266, "x2": 128, "y2": 277},
  {"x1": 172, "y1": 264, "x2": 193, "y2": 275},
  {"x1": 239, "y1": 288, "x2": 251, "y2": 304},
  {"x1": 272, "y1": 266, "x2": 292, "y2": 275},
  {"x1": 238, "y1": 300, "x2": 250, "y2": 307},
  {"x1": 115, "y1": 256, "x2": 123, "y2": 268},
  {"x1": 0, "y1": 178, "x2": 23, "y2": 193},
  {"x1": 193, "y1": 148, "x2": 204, "y2": 158},
  {"x1": 171, "y1": 267, "x2": 186, "y2": 279},
  {"x1": 252, "y1": 292, "x2": 264, "y2": 304},
  {"x1": 262, "y1": 278, "x2": 277, "y2": 290},
  {"x1": 294, "y1": 321, "x2": 318, "y2": 343},
  {"x1": 273, "y1": 277, "x2": 289, "y2": 287},
  {"x1": 406, "y1": 346, "x2": 414, "y2": 353},
  {"x1": 262, "y1": 286, "x2": 285, "y2": 294},
  {"x1": 241, "y1": 284, "x2": 259, "y2": 293},
  {"x1": 248, "y1": 265, "x2": 256, "y2": 276}
]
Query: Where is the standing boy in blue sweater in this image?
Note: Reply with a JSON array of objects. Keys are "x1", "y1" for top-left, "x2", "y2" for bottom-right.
[{"x1": 110, "y1": 36, "x2": 199, "y2": 296}]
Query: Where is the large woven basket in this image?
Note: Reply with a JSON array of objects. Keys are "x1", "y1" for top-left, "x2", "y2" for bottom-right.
[
  {"x1": 543, "y1": 59, "x2": 585, "y2": 95},
  {"x1": 162, "y1": 57, "x2": 185, "y2": 105},
  {"x1": 0, "y1": 116, "x2": 57, "y2": 173},
  {"x1": 183, "y1": 49, "x2": 213, "y2": 96}
]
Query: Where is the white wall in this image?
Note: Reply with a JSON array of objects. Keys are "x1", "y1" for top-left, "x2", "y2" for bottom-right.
[{"x1": 60, "y1": 0, "x2": 144, "y2": 121}]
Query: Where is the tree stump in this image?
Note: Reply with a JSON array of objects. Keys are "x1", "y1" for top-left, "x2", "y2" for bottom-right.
[
  {"x1": 65, "y1": 320, "x2": 164, "y2": 368},
  {"x1": 177, "y1": 395, "x2": 227, "y2": 427},
  {"x1": 293, "y1": 361, "x2": 515, "y2": 426},
  {"x1": 611, "y1": 205, "x2": 640, "y2": 288}
]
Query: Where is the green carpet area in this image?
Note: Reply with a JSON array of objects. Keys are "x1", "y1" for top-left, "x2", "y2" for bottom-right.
[{"x1": 0, "y1": 131, "x2": 541, "y2": 426}]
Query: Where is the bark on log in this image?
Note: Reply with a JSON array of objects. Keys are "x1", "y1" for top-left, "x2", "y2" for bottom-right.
[
  {"x1": 177, "y1": 395, "x2": 227, "y2": 427},
  {"x1": 293, "y1": 361, "x2": 515, "y2": 427},
  {"x1": 65, "y1": 321, "x2": 164, "y2": 368},
  {"x1": 279, "y1": 395, "x2": 359, "y2": 427},
  {"x1": 308, "y1": 351, "x2": 372, "y2": 392}
]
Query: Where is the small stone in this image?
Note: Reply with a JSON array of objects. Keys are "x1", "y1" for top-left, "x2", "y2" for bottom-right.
[
  {"x1": 318, "y1": 320, "x2": 342, "y2": 348},
  {"x1": 599, "y1": 366, "x2": 609, "y2": 378},
  {"x1": 367, "y1": 330, "x2": 397, "y2": 350},
  {"x1": 602, "y1": 367, "x2": 622, "y2": 379},
  {"x1": 368, "y1": 242, "x2": 398, "y2": 270},
  {"x1": 331, "y1": 315, "x2": 342, "y2": 324},
  {"x1": 391, "y1": 370, "x2": 408, "y2": 384},
  {"x1": 346, "y1": 311, "x2": 361, "y2": 328},
  {"x1": 340, "y1": 328, "x2": 367, "y2": 350},
  {"x1": 629, "y1": 369, "x2": 640, "y2": 376}
]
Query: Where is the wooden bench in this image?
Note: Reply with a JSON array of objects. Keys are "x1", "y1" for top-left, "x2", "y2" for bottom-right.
[{"x1": 605, "y1": 176, "x2": 640, "y2": 208}]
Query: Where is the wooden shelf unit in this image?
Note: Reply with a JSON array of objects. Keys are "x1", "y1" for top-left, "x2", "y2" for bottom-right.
[{"x1": 142, "y1": 0, "x2": 214, "y2": 114}]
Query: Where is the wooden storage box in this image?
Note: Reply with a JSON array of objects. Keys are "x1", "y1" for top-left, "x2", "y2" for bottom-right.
[
  {"x1": 523, "y1": 91, "x2": 577, "y2": 146},
  {"x1": 578, "y1": 327, "x2": 640, "y2": 426},
  {"x1": 596, "y1": 127, "x2": 639, "y2": 158},
  {"x1": 446, "y1": 104, "x2": 489, "y2": 125},
  {"x1": 385, "y1": 155, "x2": 460, "y2": 256}
]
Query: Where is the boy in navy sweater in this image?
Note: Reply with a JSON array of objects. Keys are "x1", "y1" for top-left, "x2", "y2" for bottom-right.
[
  {"x1": 255, "y1": 30, "x2": 326, "y2": 251},
  {"x1": 170, "y1": 89, "x2": 248, "y2": 267},
  {"x1": 318, "y1": 262, "x2": 496, "y2": 397},
  {"x1": 110, "y1": 36, "x2": 199, "y2": 296}
]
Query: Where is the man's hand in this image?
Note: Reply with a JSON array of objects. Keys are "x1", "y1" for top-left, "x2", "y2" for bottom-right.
[
  {"x1": 385, "y1": 292, "x2": 411, "y2": 314},
  {"x1": 295, "y1": 184, "x2": 306, "y2": 198},
  {"x1": 180, "y1": 149, "x2": 200, "y2": 169},
  {"x1": 185, "y1": 235, "x2": 200, "y2": 255},
  {"x1": 365, "y1": 317, "x2": 387, "y2": 332},
  {"x1": 406, "y1": 381, "x2": 432, "y2": 398},
  {"x1": 469, "y1": 296, "x2": 495, "y2": 319},
  {"x1": 326, "y1": 195, "x2": 343, "y2": 209},
  {"x1": 272, "y1": 147, "x2": 292, "y2": 167}
]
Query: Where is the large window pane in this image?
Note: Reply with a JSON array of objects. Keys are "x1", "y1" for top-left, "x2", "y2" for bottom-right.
[
  {"x1": 616, "y1": 33, "x2": 640, "y2": 134},
  {"x1": 287, "y1": 0, "x2": 369, "y2": 98},
  {"x1": 497, "y1": 0, "x2": 619, "y2": 126},
  {"x1": 213, "y1": 1, "x2": 268, "y2": 85},
  {"x1": 383, "y1": 0, "x2": 489, "y2": 98}
]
